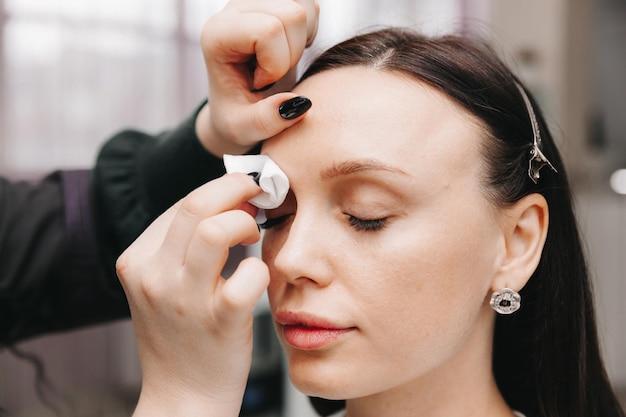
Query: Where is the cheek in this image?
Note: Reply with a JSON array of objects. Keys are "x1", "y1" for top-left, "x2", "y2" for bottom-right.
[
  {"x1": 411, "y1": 223, "x2": 496, "y2": 300},
  {"x1": 362, "y1": 214, "x2": 500, "y2": 333},
  {"x1": 347, "y1": 243, "x2": 492, "y2": 389}
]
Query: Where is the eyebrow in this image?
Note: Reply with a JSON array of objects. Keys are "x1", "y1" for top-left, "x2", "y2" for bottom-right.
[{"x1": 320, "y1": 159, "x2": 410, "y2": 181}]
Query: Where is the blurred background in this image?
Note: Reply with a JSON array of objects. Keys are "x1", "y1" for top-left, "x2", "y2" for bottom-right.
[{"x1": 0, "y1": 0, "x2": 624, "y2": 415}]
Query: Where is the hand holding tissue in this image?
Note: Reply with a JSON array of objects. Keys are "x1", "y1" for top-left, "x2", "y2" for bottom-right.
[{"x1": 224, "y1": 154, "x2": 289, "y2": 209}]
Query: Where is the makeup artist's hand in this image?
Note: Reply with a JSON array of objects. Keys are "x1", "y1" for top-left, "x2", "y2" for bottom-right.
[
  {"x1": 195, "y1": 0, "x2": 319, "y2": 156},
  {"x1": 117, "y1": 174, "x2": 268, "y2": 417}
]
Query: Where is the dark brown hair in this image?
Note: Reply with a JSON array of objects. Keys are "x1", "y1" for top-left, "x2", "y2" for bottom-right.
[{"x1": 300, "y1": 28, "x2": 625, "y2": 417}]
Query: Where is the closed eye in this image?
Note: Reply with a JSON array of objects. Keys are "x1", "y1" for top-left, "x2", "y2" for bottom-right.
[{"x1": 347, "y1": 215, "x2": 388, "y2": 232}]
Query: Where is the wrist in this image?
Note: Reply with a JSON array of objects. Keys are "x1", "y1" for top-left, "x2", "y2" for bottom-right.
[{"x1": 133, "y1": 386, "x2": 244, "y2": 417}]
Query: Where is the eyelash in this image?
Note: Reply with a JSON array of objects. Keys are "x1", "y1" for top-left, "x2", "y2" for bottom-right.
[
  {"x1": 347, "y1": 215, "x2": 388, "y2": 232},
  {"x1": 259, "y1": 214, "x2": 389, "y2": 232},
  {"x1": 258, "y1": 215, "x2": 290, "y2": 230}
]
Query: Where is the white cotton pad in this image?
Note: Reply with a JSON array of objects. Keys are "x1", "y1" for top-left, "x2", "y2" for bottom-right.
[{"x1": 223, "y1": 154, "x2": 290, "y2": 209}]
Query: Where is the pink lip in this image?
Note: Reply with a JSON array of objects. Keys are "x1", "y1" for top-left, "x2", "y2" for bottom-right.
[{"x1": 275, "y1": 311, "x2": 355, "y2": 350}]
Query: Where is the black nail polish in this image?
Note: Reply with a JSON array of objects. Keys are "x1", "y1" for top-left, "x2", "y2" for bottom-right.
[
  {"x1": 247, "y1": 171, "x2": 260, "y2": 185},
  {"x1": 279, "y1": 96, "x2": 312, "y2": 120},
  {"x1": 250, "y1": 82, "x2": 276, "y2": 93}
]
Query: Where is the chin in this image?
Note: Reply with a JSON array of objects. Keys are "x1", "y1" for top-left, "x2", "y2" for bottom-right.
[
  {"x1": 287, "y1": 356, "x2": 361, "y2": 400},
  {"x1": 290, "y1": 376, "x2": 348, "y2": 400}
]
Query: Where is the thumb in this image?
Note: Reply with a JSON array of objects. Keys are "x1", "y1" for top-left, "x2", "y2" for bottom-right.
[{"x1": 245, "y1": 93, "x2": 312, "y2": 140}]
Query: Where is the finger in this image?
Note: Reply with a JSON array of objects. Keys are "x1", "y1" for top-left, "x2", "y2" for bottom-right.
[
  {"x1": 217, "y1": 257, "x2": 270, "y2": 326},
  {"x1": 202, "y1": 12, "x2": 291, "y2": 88},
  {"x1": 257, "y1": 1, "x2": 308, "y2": 69},
  {"x1": 232, "y1": 92, "x2": 312, "y2": 142},
  {"x1": 293, "y1": 0, "x2": 320, "y2": 46},
  {"x1": 243, "y1": 12, "x2": 297, "y2": 90},
  {"x1": 223, "y1": 0, "x2": 311, "y2": 62},
  {"x1": 181, "y1": 209, "x2": 260, "y2": 289},
  {"x1": 204, "y1": 1, "x2": 309, "y2": 89},
  {"x1": 160, "y1": 174, "x2": 261, "y2": 263},
  {"x1": 248, "y1": 1, "x2": 310, "y2": 86}
]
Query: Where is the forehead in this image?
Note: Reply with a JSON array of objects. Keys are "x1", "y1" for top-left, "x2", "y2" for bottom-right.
[{"x1": 263, "y1": 67, "x2": 485, "y2": 187}]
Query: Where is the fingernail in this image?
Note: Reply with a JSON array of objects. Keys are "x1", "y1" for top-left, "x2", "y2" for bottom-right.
[
  {"x1": 247, "y1": 171, "x2": 261, "y2": 185},
  {"x1": 250, "y1": 82, "x2": 276, "y2": 93},
  {"x1": 279, "y1": 96, "x2": 312, "y2": 120}
]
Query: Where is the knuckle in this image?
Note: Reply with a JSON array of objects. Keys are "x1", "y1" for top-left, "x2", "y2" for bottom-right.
[
  {"x1": 257, "y1": 15, "x2": 284, "y2": 39},
  {"x1": 218, "y1": 289, "x2": 250, "y2": 315},
  {"x1": 116, "y1": 251, "x2": 169, "y2": 307},
  {"x1": 200, "y1": 17, "x2": 219, "y2": 51},
  {"x1": 115, "y1": 254, "x2": 131, "y2": 285},
  {"x1": 199, "y1": 20, "x2": 211, "y2": 45},
  {"x1": 284, "y1": 3, "x2": 308, "y2": 26},
  {"x1": 200, "y1": 11, "x2": 230, "y2": 48},
  {"x1": 180, "y1": 192, "x2": 211, "y2": 217},
  {"x1": 196, "y1": 219, "x2": 231, "y2": 249},
  {"x1": 116, "y1": 250, "x2": 142, "y2": 288},
  {"x1": 138, "y1": 278, "x2": 164, "y2": 307}
]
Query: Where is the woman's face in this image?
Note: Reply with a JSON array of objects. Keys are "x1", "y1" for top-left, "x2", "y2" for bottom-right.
[{"x1": 261, "y1": 67, "x2": 506, "y2": 399}]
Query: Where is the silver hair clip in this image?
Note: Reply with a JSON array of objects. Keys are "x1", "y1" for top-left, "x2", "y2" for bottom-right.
[{"x1": 515, "y1": 83, "x2": 557, "y2": 184}]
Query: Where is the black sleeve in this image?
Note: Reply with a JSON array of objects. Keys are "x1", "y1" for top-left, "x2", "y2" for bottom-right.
[
  {"x1": 92, "y1": 101, "x2": 228, "y2": 282},
  {"x1": 1, "y1": 102, "x2": 232, "y2": 343},
  {"x1": 0, "y1": 171, "x2": 129, "y2": 344},
  {"x1": 0, "y1": 173, "x2": 65, "y2": 344}
]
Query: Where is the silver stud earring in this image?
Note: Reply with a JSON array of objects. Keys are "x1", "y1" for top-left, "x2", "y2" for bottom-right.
[{"x1": 490, "y1": 288, "x2": 521, "y2": 315}]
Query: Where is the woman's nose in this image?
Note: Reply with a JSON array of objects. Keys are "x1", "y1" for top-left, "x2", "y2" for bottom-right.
[{"x1": 267, "y1": 213, "x2": 334, "y2": 287}]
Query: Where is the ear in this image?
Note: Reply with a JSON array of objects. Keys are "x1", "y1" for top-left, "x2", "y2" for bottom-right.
[{"x1": 491, "y1": 193, "x2": 549, "y2": 292}]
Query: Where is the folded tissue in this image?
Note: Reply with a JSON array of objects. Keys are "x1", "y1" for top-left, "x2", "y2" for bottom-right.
[{"x1": 223, "y1": 154, "x2": 289, "y2": 209}]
